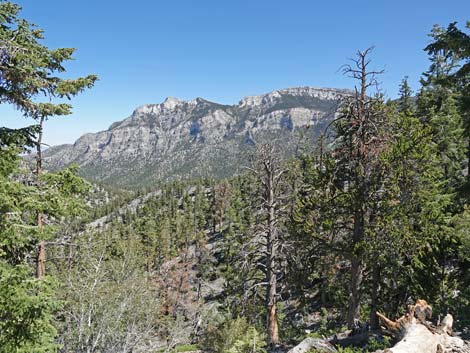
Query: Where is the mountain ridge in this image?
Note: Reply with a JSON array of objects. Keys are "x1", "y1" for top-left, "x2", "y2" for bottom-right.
[{"x1": 42, "y1": 86, "x2": 352, "y2": 187}]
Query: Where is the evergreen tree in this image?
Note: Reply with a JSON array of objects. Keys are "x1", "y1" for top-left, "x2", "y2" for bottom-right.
[
  {"x1": 0, "y1": 1, "x2": 97, "y2": 350},
  {"x1": 0, "y1": 1, "x2": 97, "y2": 141},
  {"x1": 0, "y1": 145, "x2": 58, "y2": 352},
  {"x1": 325, "y1": 48, "x2": 390, "y2": 328},
  {"x1": 0, "y1": 144, "x2": 90, "y2": 351},
  {"x1": 417, "y1": 22, "x2": 470, "y2": 317},
  {"x1": 291, "y1": 50, "x2": 444, "y2": 329},
  {"x1": 424, "y1": 21, "x2": 470, "y2": 202}
]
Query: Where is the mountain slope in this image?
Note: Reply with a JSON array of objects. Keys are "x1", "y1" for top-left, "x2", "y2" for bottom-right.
[{"x1": 43, "y1": 87, "x2": 351, "y2": 187}]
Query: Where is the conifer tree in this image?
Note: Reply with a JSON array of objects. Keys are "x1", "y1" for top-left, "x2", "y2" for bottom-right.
[
  {"x1": 328, "y1": 48, "x2": 390, "y2": 328},
  {"x1": 0, "y1": 1, "x2": 97, "y2": 349},
  {"x1": 418, "y1": 23, "x2": 470, "y2": 314},
  {"x1": 424, "y1": 21, "x2": 470, "y2": 202},
  {"x1": 0, "y1": 1, "x2": 97, "y2": 141},
  {"x1": 0, "y1": 1, "x2": 97, "y2": 278}
]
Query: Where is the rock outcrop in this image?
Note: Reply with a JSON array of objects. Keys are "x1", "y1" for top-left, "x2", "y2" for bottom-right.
[{"x1": 41, "y1": 87, "x2": 351, "y2": 186}]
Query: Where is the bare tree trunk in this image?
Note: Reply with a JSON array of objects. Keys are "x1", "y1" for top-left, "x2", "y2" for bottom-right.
[
  {"x1": 36, "y1": 234, "x2": 46, "y2": 278},
  {"x1": 251, "y1": 144, "x2": 288, "y2": 348},
  {"x1": 347, "y1": 256, "x2": 362, "y2": 329},
  {"x1": 265, "y1": 158, "x2": 280, "y2": 346},
  {"x1": 266, "y1": 275, "x2": 279, "y2": 346},
  {"x1": 36, "y1": 116, "x2": 46, "y2": 278}
]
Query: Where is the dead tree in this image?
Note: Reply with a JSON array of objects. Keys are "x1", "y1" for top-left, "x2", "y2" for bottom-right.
[
  {"x1": 246, "y1": 144, "x2": 289, "y2": 348},
  {"x1": 376, "y1": 299, "x2": 469, "y2": 353}
]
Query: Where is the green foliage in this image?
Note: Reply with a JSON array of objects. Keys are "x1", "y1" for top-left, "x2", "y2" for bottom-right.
[
  {"x1": 0, "y1": 1, "x2": 97, "y2": 119},
  {"x1": 318, "y1": 308, "x2": 334, "y2": 336},
  {"x1": 226, "y1": 327, "x2": 266, "y2": 353},
  {"x1": 0, "y1": 0, "x2": 98, "y2": 342},
  {"x1": 307, "y1": 336, "x2": 391, "y2": 353},
  {"x1": 0, "y1": 148, "x2": 58, "y2": 351},
  {"x1": 404, "y1": 22, "x2": 470, "y2": 318},
  {"x1": 334, "y1": 347, "x2": 363, "y2": 353},
  {"x1": 424, "y1": 21, "x2": 470, "y2": 200},
  {"x1": 199, "y1": 317, "x2": 266, "y2": 353},
  {"x1": 0, "y1": 126, "x2": 40, "y2": 149},
  {"x1": 0, "y1": 263, "x2": 59, "y2": 353},
  {"x1": 365, "y1": 336, "x2": 391, "y2": 351},
  {"x1": 455, "y1": 207, "x2": 470, "y2": 260},
  {"x1": 0, "y1": 147, "x2": 40, "y2": 260},
  {"x1": 337, "y1": 346, "x2": 377, "y2": 353},
  {"x1": 175, "y1": 344, "x2": 199, "y2": 352}
]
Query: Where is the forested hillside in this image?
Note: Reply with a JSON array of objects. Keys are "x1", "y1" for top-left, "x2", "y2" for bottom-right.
[{"x1": 1, "y1": 1, "x2": 470, "y2": 353}]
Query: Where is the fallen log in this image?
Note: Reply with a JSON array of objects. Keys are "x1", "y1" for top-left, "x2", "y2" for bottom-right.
[
  {"x1": 376, "y1": 300, "x2": 470, "y2": 353},
  {"x1": 287, "y1": 300, "x2": 470, "y2": 353}
]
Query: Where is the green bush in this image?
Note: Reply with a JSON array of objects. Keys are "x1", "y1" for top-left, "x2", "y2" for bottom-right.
[
  {"x1": 308, "y1": 336, "x2": 391, "y2": 353},
  {"x1": 175, "y1": 344, "x2": 199, "y2": 352},
  {"x1": 366, "y1": 336, "x2": 391, "y2": 351},
  {"x1": 199, "y1": 317, "x2": 266, "y2": 353}
]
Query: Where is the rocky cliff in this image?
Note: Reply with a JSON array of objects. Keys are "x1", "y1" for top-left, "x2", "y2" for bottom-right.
[{"x1": 42, "y1": 87, "x2": 351, "y2": 187}]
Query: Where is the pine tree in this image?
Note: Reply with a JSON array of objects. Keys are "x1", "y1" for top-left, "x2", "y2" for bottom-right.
[
  {"x1": 424, "y1": 21, "x2": 470, "y2": 203},
  {"x1": 372, "y1": 85, "x2": 446, "y2": 319},
  {"x1": 0, "y1": 1, "x2": 97, "y2": 350},
  {"x1": 0, "y1": 144, "x2": 58, "y2": 352},
  {"x1": 1, "y1": 1, "x2": 97, "y2": 278},
  {"x1": 0, "y1": 1, "x2": 97, "y2": 141},
  {"x1": 418, "y1": 23, "x2": 470, "y2": 315},
  {"x1": 327, "y1": 48, "x2": 390, "y2": 328},
  {"x1": 0, "y1": 144, "x2": 90, "y2": 351}
]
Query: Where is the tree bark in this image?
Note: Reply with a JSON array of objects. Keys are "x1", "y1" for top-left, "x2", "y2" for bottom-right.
[
  {"x1": 36, "y1": 240, "x2": 46, "y2": 278},
  {"x1": 252, "y1": 144, "x2": 287, "y2": 348},
  {"x1": 347, "y1": 255, "x2": 363, "y2": 329},
  {"x1": 265, "y1": 160, "x2": 280, "y2": 346}
]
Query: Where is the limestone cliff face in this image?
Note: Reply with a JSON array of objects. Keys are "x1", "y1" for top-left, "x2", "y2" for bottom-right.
[{"x1": 43, "y1": 87, "x2": 351, "y2": 186}]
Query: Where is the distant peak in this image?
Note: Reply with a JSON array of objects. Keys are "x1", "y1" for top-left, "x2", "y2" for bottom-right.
[
  {"x1": 163, "y1": 96, "x2": 182, "y2": 104},
  {"x1": 162, "y1": 96, "x2": 183, "y2": 109}
]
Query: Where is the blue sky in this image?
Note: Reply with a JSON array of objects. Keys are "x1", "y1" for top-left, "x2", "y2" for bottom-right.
[{"x1": 2, "y1": 0, "x2": 470, "y2": 145}]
